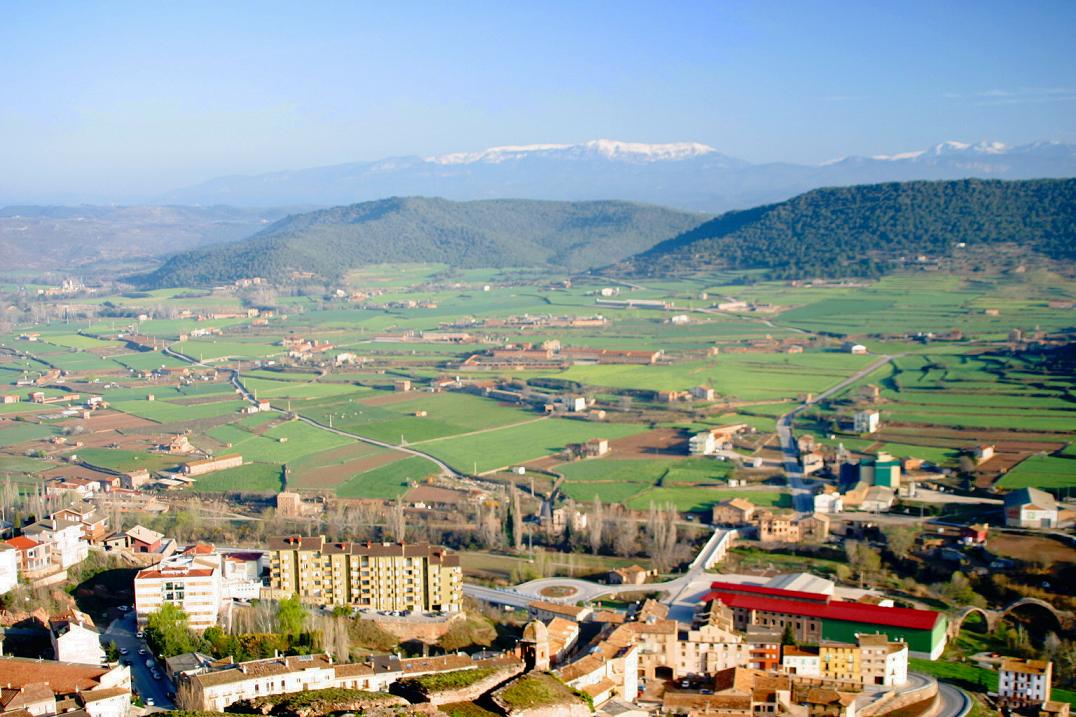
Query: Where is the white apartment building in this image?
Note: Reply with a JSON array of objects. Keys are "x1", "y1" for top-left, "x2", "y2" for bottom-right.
[
  {"x1": 999, "y1": 657, "x2": 1053, "y2": 704},
  {"x1": 50, "y1": 608, "x2": 106, "y2": 665},
  {"x1": 853, "y1": 410, "x2": 880, "y2": 434},
  {"x1": 135, "y1": 551, "x2": 223, "y2": 631},
  {"x1": 0, "y1": 541, "x2": 17, "y2": 594},
  {"x1": 22, "y1": 516, "x2": 89, "y2": 569}
]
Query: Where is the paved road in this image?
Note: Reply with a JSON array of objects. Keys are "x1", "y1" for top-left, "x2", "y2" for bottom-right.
[
  {"x1": 465, "y1": 529, "x2": 738, "y2": 623},
  {"x1": 103, "y1": 613, "x2": 175, "y2": 711},
  {"x1": 934, "y1": 681, "x2": 972, "y2": 717},
  {"x1": 775, "y1": 354, "x2": 897, "y2": 512}
]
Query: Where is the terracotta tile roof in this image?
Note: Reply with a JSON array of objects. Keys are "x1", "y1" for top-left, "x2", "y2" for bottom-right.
[
  {"x1": 5, "y1": 536, "x2": 41, "y2": 550},
  {"x1": 0, "y1": 657, "x2": 109, "y2": 694}
]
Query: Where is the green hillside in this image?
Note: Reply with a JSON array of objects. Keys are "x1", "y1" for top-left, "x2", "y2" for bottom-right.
[
  {"x1": 622, "y1": 178, "x2": 1076, "y2": 278},
  {"x1": 133, "y1": 197, "x2": 706, "y2": 286}
]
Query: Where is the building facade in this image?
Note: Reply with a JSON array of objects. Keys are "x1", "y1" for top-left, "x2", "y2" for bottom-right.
[
  {"x1": 267, "y1": 536, "x2": 462, "y2": 612},
  {"x1": 135, "y1": 552, "x2": 223, "y2": 631}
]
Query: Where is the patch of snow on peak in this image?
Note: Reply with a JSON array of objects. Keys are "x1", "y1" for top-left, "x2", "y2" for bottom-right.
[
  {"x1": 426, "y1": 139, "x2": 716, "y2": 165},
  {"x1": 428, "y1": 143, "x2": 573, "y2": 165},
  {"x1": 580, "y1": 139, "x2": 717, "y2": 161},
  {"x1": 870, "y1": 149, "x2": 927, "y2": 161}
]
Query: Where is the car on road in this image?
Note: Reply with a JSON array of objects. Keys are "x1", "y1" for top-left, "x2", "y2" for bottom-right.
[
  {"x1": 118, "y1": 605, "x2": 128, "y2": 612},
  {"x1": 146, "y1": 698, "x2": 155, "y2": 707},
  {"x1": 138, "y1": 648, "x2": 146, "y2": 655},
  {"x1": 137, "y1": 631, "x2": 145, "y2": 638},
  {"x1": 120, "y1": 647, "x2": 129, "y2": 655},
  {"x1": 152, "y1": 671, "x2": 161, "y2": 680}
]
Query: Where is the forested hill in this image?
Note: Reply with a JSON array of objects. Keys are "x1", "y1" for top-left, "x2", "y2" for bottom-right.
[
  {"x1": 133, "y1": 197, "x2": 706, "y2": 287},
  {"x1": 619, "y1": 178, "x2": 1076, "y2": 278}
]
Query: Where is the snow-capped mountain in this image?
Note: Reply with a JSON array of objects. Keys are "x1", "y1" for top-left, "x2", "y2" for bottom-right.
[
  {"x1": 428, "y1": 139, "x2": 725, "y2": 165},
  {"x1": 163, "y1": 139, "x2": 1076, "y2": 212}
]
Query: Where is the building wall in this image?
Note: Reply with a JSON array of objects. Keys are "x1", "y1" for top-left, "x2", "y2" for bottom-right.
[
  {"x1": 821, "y1": 618, "x2": 945, "y2": 661},
  {"x1": 135, "y1": 572, "x2": 222, "y2": 630},
  {"x1": 53, "y1": 624, "x2": 107, "y2": 664},
  {"x1": 268, "y1": 546, "x2": 462, "y2": 612},
  {"x1": 0, "y1": 546, "x2": 17, "y2": 594}
]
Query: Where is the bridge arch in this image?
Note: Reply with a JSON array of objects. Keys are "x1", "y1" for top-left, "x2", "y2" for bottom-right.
[
  {"x1": 999, "y1": 597, "x2": 1067, "y2": 632},
  {"x1": 949, "y1": 606, "x2": 997, "y2": 637}
]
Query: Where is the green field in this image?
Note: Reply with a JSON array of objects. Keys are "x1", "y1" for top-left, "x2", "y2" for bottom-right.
[
  {"x1": 418, "y1": 418, "x2": 646, "y2": 474},
  {"x1": 299, "y1": 391, "x2": 538, "y2": 445},
  {"x1": 334, "y1": 456, "x2": 438, "y2": 499},
  {"x1": 997, "y1": 455, "x2": 1076, "y2": 489},
  {"x1": 111, "y1": 397, "x2": 247, "y2": 423},
  {"x1": 203, "y1": 419, "x2": 355, "y2": 464},
  {"x1": 189, "y1": 462, "x2": 284, "y2": 493},
  {"x1": 71, "y1": 447, "x2": 181, "y2": 473}
]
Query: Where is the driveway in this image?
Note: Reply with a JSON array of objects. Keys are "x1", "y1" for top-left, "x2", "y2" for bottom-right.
[{"x1": 102, "y1": 613, "x2": 175, "y2": 711}]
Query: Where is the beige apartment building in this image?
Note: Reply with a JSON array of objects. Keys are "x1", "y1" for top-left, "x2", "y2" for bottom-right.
[{"x1": 267, "y1": 536, "x2": 462, "y2": 612}]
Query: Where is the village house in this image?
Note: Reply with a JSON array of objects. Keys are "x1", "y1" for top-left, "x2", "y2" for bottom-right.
[
  {"x1": 999, "y1": 657, "x2": 1053, "y2": 706},
  {"x1": 52, "y1": 506, "x2": 110, "y2": 543},
  {"x1": 711, "y1": 498, "x2": 757, "y2": 526},
  {"x1": 22, "y1": 514, "x2": 89, "y2": 569},
  {"x1": 0, "y1": 656, "x2": 131, "y2": 717},
  {"x1": 608, "y1": 565, "x2": 649, "y2": 585},
  {"x1": 50, "y1": 608, "x2": 106, "y2": 665},
  {"x1": 528, "y1": 599, "x2": 593, "y2": 623},
  {"x1": 5, "y1": 534, "x2": 52, "y2": 574}
]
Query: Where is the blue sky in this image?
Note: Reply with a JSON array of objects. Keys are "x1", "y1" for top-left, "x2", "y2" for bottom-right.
[{"x1": 2, "y1": 0, "x2": 1074, "y2": 200}]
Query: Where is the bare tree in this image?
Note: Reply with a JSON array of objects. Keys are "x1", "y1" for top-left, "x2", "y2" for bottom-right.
[
  {"x1": 589, "y1": 496, "x2": 604, "y2": 554},
  {"x1": 391, "y1": 495, "x2": 406, "y2": 542},
  {"x1": 510, "y1": 488, "x2": 523, "y2": 552},
  {"x1": 613, "y1": 508, "x2": 638, "y2": 557}
]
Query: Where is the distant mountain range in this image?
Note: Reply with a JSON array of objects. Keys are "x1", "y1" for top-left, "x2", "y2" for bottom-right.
[
  {"x1": 132, "y1": 197, "x2": 705, "y2": 287},
  {"x1": 620, "y1": 178, "x2": 1076, "y2": 278},
  {"x1": 163, "y1": 138, "x2": 1076, "y2": 212}
]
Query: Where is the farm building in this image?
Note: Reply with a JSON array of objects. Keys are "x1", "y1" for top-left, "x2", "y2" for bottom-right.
[
  {"x1": 183, "y1": 454, "x2": 243, "y2": 476},
  {"x1": 1004, "y1": 487, "x2": 1061, "y2": 529}
]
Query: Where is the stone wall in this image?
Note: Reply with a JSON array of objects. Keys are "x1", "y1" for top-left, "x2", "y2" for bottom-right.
[
  {"x1": 412, "y1": 664, "x2": 525, "y2": 706},
  {"x1": 375, "y1": 612, "x2": 465, "y2": 644},
  {"x1": 859, "y1": 677, "x2": 938, "y2": 717}
]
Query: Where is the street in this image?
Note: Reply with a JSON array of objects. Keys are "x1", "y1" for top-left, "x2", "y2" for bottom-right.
[{"x1": 102, "y1": 613, "x2": 175, "y2": 711}]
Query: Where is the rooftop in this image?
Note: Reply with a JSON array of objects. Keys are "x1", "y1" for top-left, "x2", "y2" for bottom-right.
[{"x1": 703, "y1": 587, "x2": 942, "y2": 631}]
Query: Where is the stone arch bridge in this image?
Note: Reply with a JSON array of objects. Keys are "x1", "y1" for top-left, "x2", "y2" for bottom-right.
[{"x1": 949, "y1": 597, "x2": 1073, "y2": 637}]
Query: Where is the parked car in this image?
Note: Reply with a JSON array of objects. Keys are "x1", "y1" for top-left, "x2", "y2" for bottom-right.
[
  {"x1": 120, "y1": 647, "x2": 129, "y2": 655},
  {"x1": 146, "y1": 698, "x2": 155, "y2": 707}
]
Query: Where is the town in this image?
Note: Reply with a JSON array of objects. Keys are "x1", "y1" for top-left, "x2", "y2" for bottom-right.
[{"x1": 0, "y1": 263, "x2": 1073, "y2": 717}]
